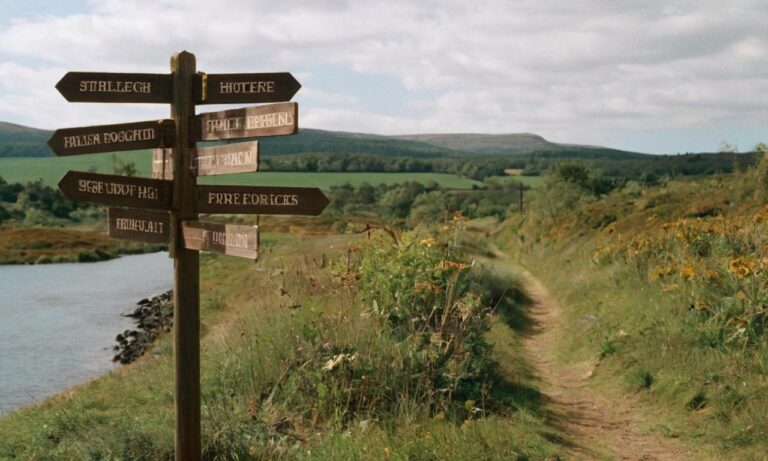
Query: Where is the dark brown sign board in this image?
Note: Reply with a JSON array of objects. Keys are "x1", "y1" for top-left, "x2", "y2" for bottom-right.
[
  {"x1": 152, "y1": 148, "x2": 173, "y2": 180},
  {"x1": 58, "y1": 171, "x2": 172, "y2": 210},
  {"x1": 48, "y1": 119, "x2": 175, "y2": 156},
  {"x1": 198, "y1": 185, "x2": 329, "y2": 216},
  {"x1": 108, "y1": 208, "x2": 170, "y2": 244},
  {"x1": 195, "y1": 72, "x2": 300, "y2": 104},
  {"x1": 56, "y1": 72, "x2": 173, "y2": 103},
  {"x1": 194, "y1": 141, "x2": 259, "y2": 176},
  {"x1": 182, "y1": 221, "x2": 259, "y2": 260},
  {"x1": 193, "y1": 102, "x2": 297, "y2": 141}
]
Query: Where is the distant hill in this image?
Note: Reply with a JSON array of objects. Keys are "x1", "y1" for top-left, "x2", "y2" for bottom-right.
[
  {"x1": 257, "y1": 128, "x2": 456, "y2": 158},
  {"x1": 1, "y1": 121, "x2": 648, "y2": 159},
  {"x1": 394, "y1": 133, "x2": 649, "y2": 159},
  {"x1": 0, "y1": 122, "x2": 53, "y2": 157}
]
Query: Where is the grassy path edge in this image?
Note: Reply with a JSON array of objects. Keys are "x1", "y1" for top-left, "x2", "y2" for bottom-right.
[{"x1": 489, "y1": 243, "x2": 694, "y2": 460}]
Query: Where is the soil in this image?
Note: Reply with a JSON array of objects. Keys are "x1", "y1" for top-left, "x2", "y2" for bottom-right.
[{"x1": 517, "y1": 267, "x2": 693, "y2": 461}]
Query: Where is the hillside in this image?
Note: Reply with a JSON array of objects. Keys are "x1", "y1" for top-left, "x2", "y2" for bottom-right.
[
  {"x1": 395, "y1": 132, "x2": 650, "y2": 158},
  {"x1": 0, "y1": 121, "x2": 646, "y2": 160},
  {"x1": 0, "y1": 122, "x2": 53, "y2": 157},
  {"x1": 492, "y1": 161, "x2": 768, "y2": 459}
]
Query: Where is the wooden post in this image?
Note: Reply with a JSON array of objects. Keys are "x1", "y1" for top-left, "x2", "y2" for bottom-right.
[{"x1": 170, "y1": 51, "x2": 201, "y2": 461}]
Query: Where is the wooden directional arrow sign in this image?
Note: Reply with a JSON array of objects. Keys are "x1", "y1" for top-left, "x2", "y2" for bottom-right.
[
  {"x1": 194, "y1": 103, "x2": 297, "y2": 141},
  {"x1": 196, "y1": 72, "x2": 300, "y2": 104},
  {"x1": 182, "y1": 221, "x2": 259, "y2": 259},
  {"x1": 59, "y1": 171, "x2": 172, "y2": 209},
  {"x1": 152, "y1": 148, "x2": 173, "y2": 180},
  {"x1": 48, "y1": 120, "x2": 175, "y2": 156},
  {"x1": 56, "y1": 72, "x2": 173, "y2": 103},
  {"x1": 194, "y1": 141, "x2": 259, "y2": 176},
  {"x1": 108, "y1": 208, "x2": 170, "y2": 244},
  {"x1": 198, "y1": 185, "x2": 329, "y2": 216}
]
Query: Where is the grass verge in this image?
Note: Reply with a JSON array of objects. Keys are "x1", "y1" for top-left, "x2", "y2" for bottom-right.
[{"x1": 0, "y1": 230, "x2": 563, "y2": 460}]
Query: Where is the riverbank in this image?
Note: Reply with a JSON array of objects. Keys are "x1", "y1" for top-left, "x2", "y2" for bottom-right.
[
  {"x1": 113, "y1": 290, "x2": 173, "y2": 365},
  {"x1": 0, "y1": 231, "x2": 564, "y2": 460},
  {"x1": 0, "y1": 226, "x2": 165, "y2": 264}
]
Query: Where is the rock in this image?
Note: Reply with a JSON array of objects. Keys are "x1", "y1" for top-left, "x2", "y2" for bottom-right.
[{"x1": 112, "y1": 290, "x2": 174, "y2": 365}]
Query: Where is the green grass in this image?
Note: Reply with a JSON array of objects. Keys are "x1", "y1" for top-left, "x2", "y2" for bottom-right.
[
  {"x1": 485, "y1": 174, "x2": 546, "y2": 188},
  {"x1": 0, "y1": 152, "x2": 482, "y2": 189},
  {"x1": 0, "y1": 231, "x2": 562, "y2": 460},
  {"x1": 496, "y1": 173, "x2": 768, "y2": 460}
]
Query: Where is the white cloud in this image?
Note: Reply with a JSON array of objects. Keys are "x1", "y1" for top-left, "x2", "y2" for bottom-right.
[{"x1": 0, "y1": 0, "x2": 767, "y2": 152}]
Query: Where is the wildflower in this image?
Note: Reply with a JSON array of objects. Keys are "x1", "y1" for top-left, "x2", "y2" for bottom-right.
[
  {"x1": 681, "y1": 264, "x2": 696, "y2": 281},
  {"x1": 704, "y1": 270, "x2": 721, "y2": 282},
  {"x1": 420, "y1": 236, "x2": 436, "y2": 247},
  {"x1": 693, "y1": 299, "x2": 709, "y2": 311},
  {"x1": 438, "y1": 260, "x2": 472, "y2": 271},
  {"x1": 728, "y1": 256, "x2": 757, "y2": 278},
  {"x1": 650, "y1": 266, "x2": 673, "y2": 281},
  {"x1": 453, "y1": 211, "x2": 469, "y2": 222},
  {"x1": 322, "y1": 353, "x2": 356, "y2": 371}
]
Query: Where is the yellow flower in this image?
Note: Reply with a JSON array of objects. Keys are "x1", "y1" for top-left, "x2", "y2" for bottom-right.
[
  {"x1": 681, "y1": 264, "x2": 696, "y2": 281},
  {"x1": 693, "y1": 299, "x2": 709, "y2": 311},
  {"x1": 420, "y1": 236, "x2": 436, "y2": 246},
  {"x1": 728, "y1": 256, "x2": 757, "y2": 278},
  {"x1": 705, "y1": 270, "x2": 721, "y2": 282},
  {"x1": 650, "y1": 266, "x2": 673, "y2": 281}
]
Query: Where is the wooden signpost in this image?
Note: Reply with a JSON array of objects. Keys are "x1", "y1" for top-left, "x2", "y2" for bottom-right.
[
  {"x1": 108, "y1": 208, "x2": 170, "y2": 243},
  {"x1": 199, "y1": 185, "x2": 329, "y2": 215},
  {"x1": 193, "y1": 141, "x2": 260, "y2": 176},
  {"x1": 58, "y1": 171, "x2": 172, "y2": 209},
  {"x1": 47, "y1": 120, "x2": 175, "y2": 156},
  {"x1": 56, "y1": 72, "x2": 173, "y2": 103},
  {"x1": 195, "y1": 72, "x2": 301, "y2": 104},
  {"x1": 152, "y1": 141, "x2": 260, "y2": 178},
  {"x1": 152, "y1": 148, "x2": 174, "y2": 180},
  {"x1": 53, "y1": 51, "x2": 324, "y2": 461},
  {"x1": 194, "y1": 102, "x2": 298, "y2": 141},
  {"x1": 182, "y1": 221, "x2": 259, "y2": 260}
]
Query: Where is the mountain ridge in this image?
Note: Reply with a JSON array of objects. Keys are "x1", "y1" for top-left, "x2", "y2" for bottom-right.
[{"x1": 0, "y1": 120, "x2": 648, "y2": 159}]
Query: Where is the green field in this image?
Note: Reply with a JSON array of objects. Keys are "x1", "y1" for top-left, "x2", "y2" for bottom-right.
[
  {"x1": 485, "y1": 173, "x2": 545, "y2": 188},
  {"x1": 0, "y1": 152, "x2": 482, "y2": 189}
]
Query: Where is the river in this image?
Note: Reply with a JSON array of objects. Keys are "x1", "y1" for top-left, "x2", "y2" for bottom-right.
[{"x1": 0, "y1": 252, "x2": 173, "y2": 416}]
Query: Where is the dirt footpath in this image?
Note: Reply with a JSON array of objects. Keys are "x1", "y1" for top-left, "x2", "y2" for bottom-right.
[{"x1": 516, "y1": 267, "x2": 692, "y2": 461}]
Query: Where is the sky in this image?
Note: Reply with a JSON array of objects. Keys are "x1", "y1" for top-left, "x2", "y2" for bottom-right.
[{"x1": 1, "y1": 0, "x2": 767, "y2": 154}]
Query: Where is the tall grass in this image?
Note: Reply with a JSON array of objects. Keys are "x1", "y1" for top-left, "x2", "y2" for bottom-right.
[
  {"x1": 0, "y1": 230, "x2": 562, "y2": 459},
  {"x1": 505, "y1": 157, "x2": 768, "y2": 459}
]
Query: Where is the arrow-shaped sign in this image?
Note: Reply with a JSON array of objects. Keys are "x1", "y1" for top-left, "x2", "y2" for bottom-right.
[
  {"x1": 182, "y1": 221, "x2": 259, "y2": 259},
  {"x1": 196, "y1": 72, "x2": 300, "y2": 104},
  {"x1": 56, "y1": 72, "x2": 173, "y2": 103},
  {"x1": 108, "y1": 208, "x2": 170, "y2": 244},
  {"x1": 194, "y1": 103, "x2": 297, "y2": 141},
  {"x1": 194, "y1": 141, "x2": 260, "y2": 176},
  {"x1": 198, "y1": 185, "x2": 329, "y2": 216},
  {"x1": 152, "y1": 142, "x2": 260, "y2": 179},
  {"x1": 48, "y1": 120, "x2": 175, "y2": 156},
  {"x1": 152, "y1": 148, "x2": 173, "y2": 180},
  {"x1": 59, "y1": 171, "x2": 172, "y2": 210}
]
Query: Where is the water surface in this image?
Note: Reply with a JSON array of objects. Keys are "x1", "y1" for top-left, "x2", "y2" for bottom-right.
[{"x1": 0, "y1": 252, "x2": 172, "y2": 415}]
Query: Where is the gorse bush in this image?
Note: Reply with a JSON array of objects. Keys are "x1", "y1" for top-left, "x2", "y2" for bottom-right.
[
  {"x1": 356, "y1": 217, "x2": 495, "y2": 416},
  {"x1": 594, "y1": 210, "x2": 768, "y2": 349},
  {"x1": 196, "y1": 220, "x2": 505, "y2": 458}
]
